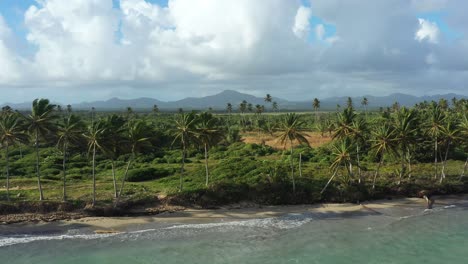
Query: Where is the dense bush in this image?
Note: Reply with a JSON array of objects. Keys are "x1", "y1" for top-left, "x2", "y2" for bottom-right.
[{"x1": 127, "y1": 167, "x2": 174, "y2": 182}]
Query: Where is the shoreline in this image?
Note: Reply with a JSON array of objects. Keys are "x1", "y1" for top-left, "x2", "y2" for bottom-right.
[{"x1": 2, "y1": 194, "x2": 467, "y2": 234}]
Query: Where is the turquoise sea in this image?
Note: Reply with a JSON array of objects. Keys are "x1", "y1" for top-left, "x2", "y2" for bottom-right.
[{"x1": 1, "y1": 200, "x2": 467, "y2": 264}]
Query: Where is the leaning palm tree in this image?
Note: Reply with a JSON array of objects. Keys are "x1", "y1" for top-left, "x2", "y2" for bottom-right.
[
  {"x1": 0, "y1": 113, "x2": 28, "y2": 201},
  {"x1": 57, "y1": 114, "x2": 85, "y2": 201},
  {"x1": 172, "y1": 112, "x2": 198, "y2": 191},
  {"x1": 83, "y1": 120, "x2": 106, "y2": 207},
  {"x1": 371, "y1": 124, "x2": 398, "y2": 189},
  {"x1": 116, "y1": 120, "x2": 152, "y2": 204},
  {"x1": 321, "y1": 139, "x2": 354, "y2": 194},
  {"x1": 277, "y1": 113, "x2": 309, "y2": 193},
  {"x1": 23, "y1": 98, "x2": 57, "y2": 201},
  {"x1": 196, "y1": 112, "x2": 223, "y2": 186},
  {"x1": 439, "y1": 120, "x2": 460, "y2": 182}
]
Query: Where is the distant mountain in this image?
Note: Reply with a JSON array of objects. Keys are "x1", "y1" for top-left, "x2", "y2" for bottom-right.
[{"x1": 1, "y1": 90, "x2": 466, "y2": 111}]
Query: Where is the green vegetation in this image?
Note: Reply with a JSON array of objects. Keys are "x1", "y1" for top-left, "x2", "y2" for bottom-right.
[{"x1": 0, "y1": 96, "x2": 467, "y2": 210}]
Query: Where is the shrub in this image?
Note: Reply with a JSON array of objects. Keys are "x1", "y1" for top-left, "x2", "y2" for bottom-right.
[{"x1": 127, "y1": 167, "x2": 174, "y2": 182}]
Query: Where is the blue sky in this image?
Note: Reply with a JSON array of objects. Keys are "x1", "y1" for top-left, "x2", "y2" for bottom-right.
[{"x1": 0, "y1": 1, "x2": 467, "y2": 103}]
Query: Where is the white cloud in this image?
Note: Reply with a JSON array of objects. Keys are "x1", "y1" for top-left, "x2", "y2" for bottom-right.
[
  {"x1": 415, "y1": 18, "x2": 440, "y2": 44},
  {"x1": 315, "y1": 24, "x2": 325, "y2": 40},
  {"x1": 293, "y1": 6, "x2": 312, "y2": 39}
]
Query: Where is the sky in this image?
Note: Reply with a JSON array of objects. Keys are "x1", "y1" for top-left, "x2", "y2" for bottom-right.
[{"x1": 0, "y1": 0, "x2": 467, "y2": 104}]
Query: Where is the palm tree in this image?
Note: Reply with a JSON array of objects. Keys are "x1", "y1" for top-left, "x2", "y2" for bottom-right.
[
  {"x1": 0, "y1": 113, "x2": 28, "y2": 201},
  {"x1": 459, "y1": 113, "x2": 468, "y2": 180},
  {"x1": 101, "y1": 114, "x2": 126, "y2": 198},
  {"x1": 277, "y1": 113, "x2": 309, "y2": 193},
  {"x1": 196, "y1": 112, "x2": 223, "y2": 186},
  {"x1": 226, "y1": 103, "x2": 233, "y2": 115},
  {"x1": 313, "y1": 98, "x2": 320, "y2": 123},
  {"x1": 371, "y1": 124, "x2": 398, "y2": 189},
  {"x1": 439, "y1": 120, "x2": 460, "y2": 182},
  {"x1": 346, "y1": 97, "x2": 353, "y2": 109},
  {"x1": 172, "y1": 112, "x2": 198, "y2": 191},
  {"x1": 57, "y1": 114, "x2": 85, "y2": 201},
  {"x1": 264, "y1": 94, "x2": 272, "y2": 104},
  {"x1": 321, "y1": 139, "x2": 353, "y2": 194},
  {"x1": 83, "y1": 120, "x2": 106, "y2": 206},
  {"x1": 116, "y1": 120, "x2": 152, "y2": 204},
  {"x1": 361, "y1": 97, "x2": 368, "y2": 118},
  {"x1": 272, "y1": 101, "x2": 279, "y2": 112},
  {"x1": 152, "y1": 105, "x2": 159, "y2": 116},
  {"x1": 66, "y1": 105, "x2": 72, "y2": 115},
  {"x1": 393, "y1": 107, "x2": 418, "y2": 184},
  {"x1": 24, "y1": 98, "x2": 57, "y2": 201},
  {"x1": 426, "y1": 104, "x2": 445, "y2": 179}
]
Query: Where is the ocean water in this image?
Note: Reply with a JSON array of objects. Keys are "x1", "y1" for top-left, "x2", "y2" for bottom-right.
[{"x1": 1, "y1": 202, "x2": 468, "y2": 264}]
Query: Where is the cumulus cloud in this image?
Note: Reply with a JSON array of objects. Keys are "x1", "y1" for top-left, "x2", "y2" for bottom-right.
[
  {"x1": 293, "y1": 6, "x2": 312, "y2": 39},
  {"x1": 0, "y1": 0, "x2": 467, "y2": 103},
  {"x1": 415, "y1": 18, "x2": 440, "y2": 44}
]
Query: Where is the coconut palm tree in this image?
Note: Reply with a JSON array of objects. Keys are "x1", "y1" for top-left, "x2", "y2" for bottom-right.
[
  {"x1": 0, "y1": 113, "x2": 28, "y2": 201},
  {"x1": 272, "y1": 101, "x2": 278, "y2": 112},
  {"x1": 371, "y1": 124, "x2": 398, "y2": 189},
  {"x1": 172, "y1": 112, "x2": 198, "y2": 191},
  {"x1": 196, "y1": 112, "x2": 223, "y2": 186},
  {"x1": 361, "y1": 97, "x2": 368, "y2": 118},
  {"x1": 313, "y1": 98, "x2": 320, "y2": 123},
  {"x1": 426, "y1": 104, "x2": 446, "y2": 179},
  {"x1": 393, "y1": 107, "x2": 418, "y2": 184},
  {"x1": 101, "y1": 114, "x2": 127, "y2": 198},
  {"x1": 23, "y1": 98, "x2": 58, "y2": 201},
  {"x1": 83, "y1": 120, "x2": 106, "y2": 206},
  {"x1": 116, "y1": 120, "x2": 152, "y2": 204},
  {"x1": 277, "y1": 113, "x2": 309, "y2": 193},
  {"x1": 459, "y1": 113, "x2": 468, "y2": 180},
  {"x1": 264, "y1": 94, "x2": 272, "y2": 104},
  {"x1": 439, "y1": 120, "x2": 460, "y2": 182},
  {"x1": 152, "y1": 105, "x2": 159, "y2": 116},
  {"x1": 321, "y1": 139, "x2": 354, "y2": 194},
  {"x1": 57, "y1": 114, "x2": 85, "y2": 201}
]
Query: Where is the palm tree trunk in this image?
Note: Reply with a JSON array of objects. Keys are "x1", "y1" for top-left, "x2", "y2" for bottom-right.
[
  {"x1": 398, "y1": 149, "x2": 405, "y2": 185},
  {"x1": 434, "y1": 137, "x2": 438, "y2": 179},
  {"x1": 111, "y1": 159, "x2": 118, "y2": 198},
  {"x1": 372, "y1": 154, "x2": 384, "y2": 189},
  {"x1": 299, "y1": 153, "x2": 302, "y2": 178},
  {"x1": 440, "y1": 141, "x2": 451, "y2": 183},
  {"x1": 92, "y1": 143, "x2": 96, "y2": 207},
  {"x1": 321, "y1": 168, "x2": 338, "y2": 194},
  {"x1": 407, "y1": 149, "x2": 412, "y2": 179},
  {"x1": 204, "y1": 143, "x2": 209, "y2": 186},
  {"x1": 180, "y1": 143, "x2": 186, "y2": 191},
  {"x1": 62, "y1": 143, "x2": 67, "y2": 202},
  {"x1": 5, "y1": 143, "x2": 10, "y2": 202},
  {"x1": 116, "y1": 154, "x2": 133, "y2": 206},
  {"x1": 290, "y1": 139, "x2": 295, "y2": 194},
  {"x1": 356, "y1": 144, "x2": 362, "y2": 183},
  {"x1": 459, "y1": 157, "x2": 468, "y2": 180},
  {"x1": 35, "y1": 131, "x2": 44, "y2": 201}
]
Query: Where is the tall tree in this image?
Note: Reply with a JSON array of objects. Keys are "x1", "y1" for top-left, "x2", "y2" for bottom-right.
[
  {"x1": 196, "y1": 112, "x2": 223, "y2": 186},
  {"x1": 439, "y1": 120, "x2": 460, "y2": 182},
  {"x1": 172, "y1": 112, "x2": 198, "y2": 191},
  {"x1": 277, "y1": 113, "x2": 310, "y2": 193},
  {"x1": 57, "y1": 114, "x2": 85, "y2": 201},
  {"x1": 361, "y1": 97, "x2": 368, "y2": 118},
  {"x1": 24, "y1": 98, "x2": 57, "y2": 201},
  {"x1": 84, "y1": 120, "x2": 106, "y2": 206},
  {"x1": 101, "y1": 114, "x2": 126, "y2": 198},
  {"x1": 313, "y1": 98, "x2": 320, "y2": 123},
  {"x1": 371, "y1": 124, "x2": 398, "y2": 189},
  {"x1": 116, "y1": 120, "x2": 152, "y2": 204},
  {"x1": 272, "y1": 101, "x2": 279, "y2": 112},
  {"x1": 0, "y1": 113, "x2": 28, "y2": 201},
  {"x1": 393, "y1": 107, "x2": 418, "y2": 184},
  {"x1": 321, "y1": 139, "x2": 354, "y2": 194},
  {"x1": 426, "y1": 104, "x2": 446, "y2": 179}
]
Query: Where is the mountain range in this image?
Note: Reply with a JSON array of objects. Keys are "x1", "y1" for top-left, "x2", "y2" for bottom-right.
[{"x1": 1, "y1": 90, "x2": 466, "y2": 111}]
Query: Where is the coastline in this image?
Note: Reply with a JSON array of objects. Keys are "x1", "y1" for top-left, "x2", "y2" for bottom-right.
[{"x1": 2, "y1": 194, "x2": 467, "y2": 234}]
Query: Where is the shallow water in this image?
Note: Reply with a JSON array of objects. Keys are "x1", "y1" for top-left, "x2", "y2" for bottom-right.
[{"x1": 1, "y1": 203, "x2": 468, "y2": 264}]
